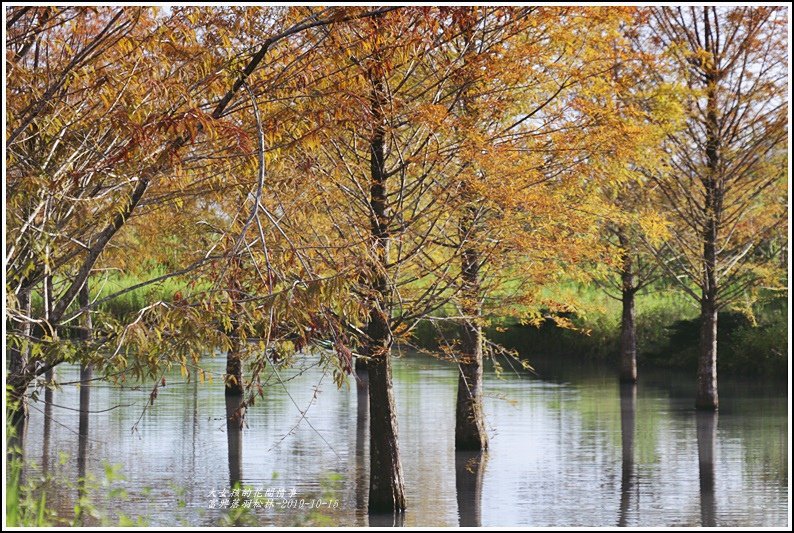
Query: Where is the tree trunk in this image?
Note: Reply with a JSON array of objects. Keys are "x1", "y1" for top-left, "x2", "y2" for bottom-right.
[
  {"x1": 696, "y1": 298, "x2": 718, "y2": 410},
  {"x1": 225, "y1": 257, "x2": 244, "y2": 396},
  {"x1": 697, "y1": 67, "x2": 721, "y2": 411},
  {"x1": 355, "y1": 352, "x2": 368, "y2": 376},
  {"x1": 619, "y1": 287, "x2": 637, "y2": 383},
  {"x1": 365, "y1": 59, "x2": 405, "y2": 513},
  {"x1": 225, "y1": 395, "x2": 244, "y2": 486},
  {"x1": 78, "y1": 281, "x2": 94, "y2": 406},
  {"x1": 617, "y1": 228, "x2": 638, "y2": 383},
  {"x1": 456, "y1": 241, "x2": 488, "y2": 451},
  {"x1": 8, "y1": 287, "x2": 32, "y2": 428},
  {"x1": 366, "y1": 309, "x2": 406, "y2": 513},
  {"x1": 225, "y1": 339, "x2": 244, "y2": 396}
]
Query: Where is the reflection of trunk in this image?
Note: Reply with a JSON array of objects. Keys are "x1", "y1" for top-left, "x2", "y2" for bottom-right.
[
  {"x1": 75, "y1": 281, "x2": 93, "y2": 525},
  {"x1": 42, "y1": 384, "x2": 53, "y2": 475},
  {"x1": 617, "y1": 230, "x2": 637, "y2": 383},
  {"x1": 696, "y1": 411, "x2": 718, "y2": 526},
  {"x1": 76, "y1": 364, "x2": 91, "y2": 526},
  {"x1": 455, "y1": 451, "x2": 488, "y2": 527},
  {"x1": 696, "y1": 298, "x2": 718, "y2": 410},
  {"x1": 191, "y1": 367, "x2": 199, "y2": 478},
  {"x1": 355, "y1": 370, "x2": 370, "y2": 523},
  {"x1": 225, "y1": 395, "x2": 244, "y2": 487},
  {"x1": 368, "y1": 512, "x2": 405, "y2": 527},
  {"x1": 617, "y1": 383, "x2": 637, "y2": 527},
  {"x1": 456, "y1": 232, "x2": 487, "y2": 451},
  {"x1": 365, "y1": 64, "x2": 405, "y2": 514},
  {"x1": 8, "y1": 287, "x2": 31, "y2": 427},
  {"x1": 697, "y1": 76, "x2": 721, "y2": 411},
  {"x1": 42, "y1": 274, "x2": 54, "y2": 474}
]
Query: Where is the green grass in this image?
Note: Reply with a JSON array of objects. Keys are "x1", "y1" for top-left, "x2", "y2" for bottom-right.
[
  {"x1": 28, "y1": 264, "x2": 197, "y2": 327},
  {"x1": 6, "y1": 416, "x2": 52, "y2": 527},
  {"x1": 6, "y1": 458, "x2": 50, "y2": 527},
  {"x1": 90, "y1": 265, "x2": 194, "y2": 320}
]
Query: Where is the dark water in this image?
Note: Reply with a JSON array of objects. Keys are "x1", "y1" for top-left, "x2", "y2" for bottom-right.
[{"x1": 17, "y1": 350, "x2": 789, "y2": 527}]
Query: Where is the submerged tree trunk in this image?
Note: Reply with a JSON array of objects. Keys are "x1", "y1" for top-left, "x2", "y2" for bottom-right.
[
  {"x1": 366, "y1": 310, "x2": 405, "y2": 512},
  {"x1": 355, "y1": 369, "x2": 370, "y2": 523},
  {"x1": 696, "y1": 297, "x2": 719, "y2": 410},
  {"x1": 225, "y1": 394, "x2": 244, "y2": 487},
  {"x1": 456, "y1": 237, "x2": 488, "y2": 451}
]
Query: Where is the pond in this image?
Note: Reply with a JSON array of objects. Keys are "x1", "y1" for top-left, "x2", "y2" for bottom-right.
[{"x1": 17, "y1": 349, "x2": 789, "y2": 527}]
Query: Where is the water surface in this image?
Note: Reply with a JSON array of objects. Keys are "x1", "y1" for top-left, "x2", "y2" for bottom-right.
[{"x1": 18, "y1": 350, "x2": 789, "y2": 527}]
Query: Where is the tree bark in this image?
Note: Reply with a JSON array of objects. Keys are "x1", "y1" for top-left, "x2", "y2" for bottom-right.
[{"x1": 456, "y1": 240, "x2": 488, "y2": 451}]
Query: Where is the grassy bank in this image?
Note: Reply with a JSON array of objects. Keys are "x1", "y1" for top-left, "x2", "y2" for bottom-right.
[{"x1": 415, "y1": 284, "x2": 788, "y2": 379}]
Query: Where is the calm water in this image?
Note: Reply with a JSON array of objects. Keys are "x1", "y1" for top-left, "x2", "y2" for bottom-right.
[{"x1": 17, "y1": 350, "x2": 789, "y2": 527}]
